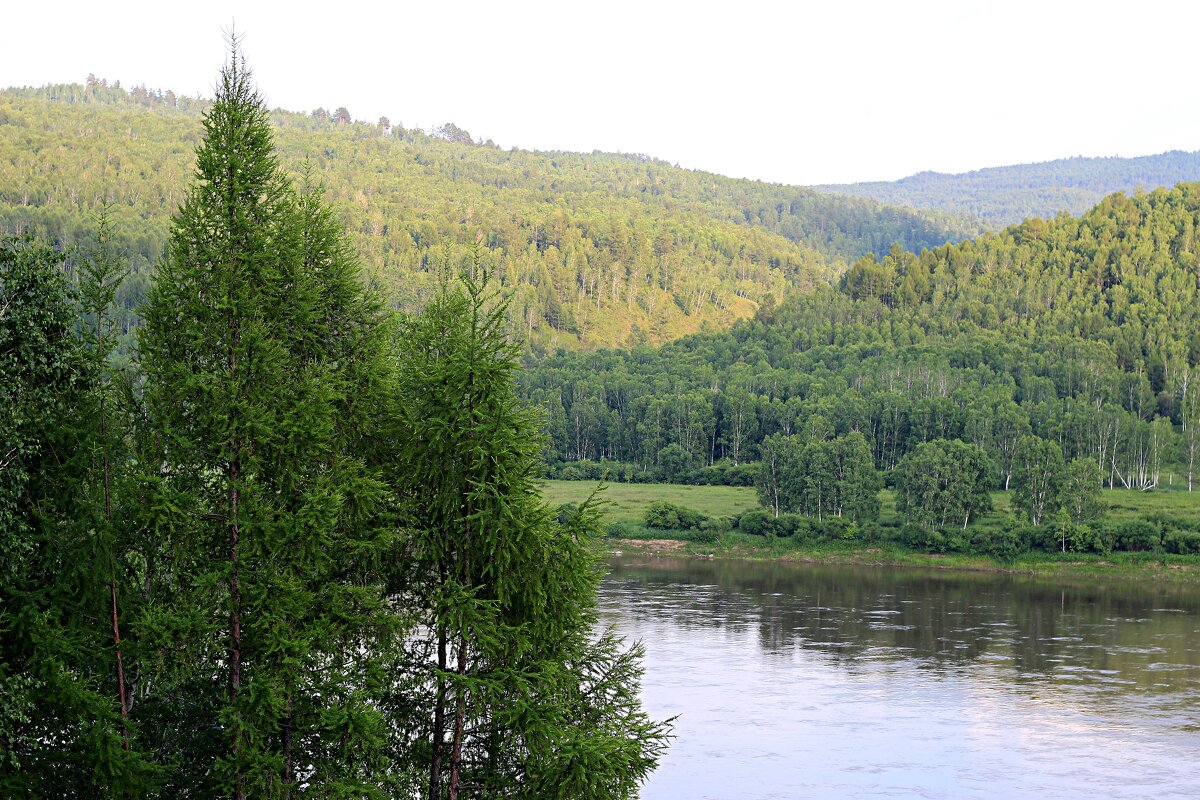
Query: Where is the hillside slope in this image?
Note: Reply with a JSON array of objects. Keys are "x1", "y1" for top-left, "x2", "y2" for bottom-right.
[
  {"x1": 817, "y1": 151, "x2": 1200, "y2": 229},
  {"x1": 523, "y1": 185, "x2": 1200, "y2": 490},
  {"x1": 0, "y1": 82, "x2": 972, "y2": 350}
]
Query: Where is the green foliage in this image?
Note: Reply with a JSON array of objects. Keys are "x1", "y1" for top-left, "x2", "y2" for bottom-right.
[
  {"x1": 898, "y1": 522, "x2": 965, "y2": 554},
  {"x1": 0, "y1": 237, "x2": 78, "y2": 583},
  {"x1": 0, "y1": 234, "x2": 153, "y2": 794},
  {"x1": 0, "y1": 81, "x2": 979, "y2": 353},
  {"x1": 738, "y1": 509, "x2": 775, "y2": 536},
  {"x1": 773, "y1": 513, "x2": 808, "y2": 538},
  {"x1": 1011, "y1": 435, "x2": 1064, "y2": 525},
  {"x1": 390, "y1": 266, "x2": 670, "y2": 797},
  {"x1": 1059, "y1": 458, "x2": 1107, "y2": 526},
  {"x1": 6, "y1": 46, "x2": 671, "y2": 796},
  {"x1": 136, "y1": 47, "x2": 397, "y2": 796},
  {"x1": 644, "y1": 501, "x2": 710, "y2": 530},
  {"x1": 525, "y1": 185, "x2": 1200, "y2": 497},
  {"x1": 1164, "y1": 527, "x2": 1200, "y2": 554},
  {"x1": 1113, "y1": 520, "x2": 1161, "y2": 552},
  {"x1": 1068, "y1": 524, "x2": 1114, "y2": 555},
  {"x1": 969, "y1": 528, "x2": 1028, "y2": 561},
  {"x1": 895, "y1": 440, "x2": 993, "y2": 531},
  {"x1": 753, "y1": 431, "x2": 880, "y2": 521},
  {"x1": 556, "y1": 501, "x2": 582, "y2": 525}
]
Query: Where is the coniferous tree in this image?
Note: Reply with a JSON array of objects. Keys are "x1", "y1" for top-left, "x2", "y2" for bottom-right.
[
  {"x1": 137, "y1": 44, "x2": 394, "y2": 798},
  {"x1": 1, "y1": 235, "x2": 150, "y2": 795},
  {"x1": 390, "y1": 262, "x2": 670, "y2": 800},
  {"x1": 77, "y1": 205, "x2": 134, "y2": 749}
]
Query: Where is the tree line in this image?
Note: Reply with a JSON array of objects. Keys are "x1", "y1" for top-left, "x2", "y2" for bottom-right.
[
  {"x1": 524, "y1": 184, "x2": 1200, "y2": 507},
  {"x1": 1, "y1": 50, "x2": 668, "y2": 798}
]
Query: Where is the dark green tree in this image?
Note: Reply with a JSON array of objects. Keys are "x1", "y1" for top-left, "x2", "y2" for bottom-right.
[
  {"x1": 1, "y1": 235, "x2": 150, "y2": 795},
  {"x1": 137, "y1": 45, "x2": 394, "y2": 799},
  {"x1": 77, "y1": 205, "x2": 134, "y2": 751},
  {"x1": 390, "y1": 265, "x2": 670, "y2": 800}
]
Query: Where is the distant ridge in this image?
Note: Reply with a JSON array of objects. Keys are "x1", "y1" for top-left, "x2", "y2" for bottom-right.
[{"x1": 815, "y1": 150, "x2": 1200, "y2": 228}]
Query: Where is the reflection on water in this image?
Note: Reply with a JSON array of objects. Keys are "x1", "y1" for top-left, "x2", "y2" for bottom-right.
[{"x1": 599, "y1": 556, "x2": 1200, "y2": 800}]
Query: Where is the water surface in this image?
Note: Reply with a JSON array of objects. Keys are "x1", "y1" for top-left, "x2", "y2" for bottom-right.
[{"x1": 598, "y1": 556, "x2": 1200, "y2": 799}]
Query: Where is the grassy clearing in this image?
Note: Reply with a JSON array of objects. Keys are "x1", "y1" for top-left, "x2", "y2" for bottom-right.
[
  {"x1": 543, "y1": 480, "x2": 1200, "y2": 528},
  {"x1": 539, "y1": 480, "x2": 759, "y2": 523}
]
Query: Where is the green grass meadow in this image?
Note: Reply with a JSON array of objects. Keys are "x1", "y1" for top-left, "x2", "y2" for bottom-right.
[
  {"x1": 541, "y1": 480, "x2": 1200, "y2": 529},
  {"x1": 539, "y1": 480, "x2": 760, "y2": 524},
  {"x1": 541, "y1": 480, "x2": 1200, "y2": 581}
]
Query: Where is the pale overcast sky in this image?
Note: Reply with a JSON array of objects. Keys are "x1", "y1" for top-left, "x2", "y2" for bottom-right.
[{"x1": 6, "y1": 1, "x2": 1199, "y2": 185}]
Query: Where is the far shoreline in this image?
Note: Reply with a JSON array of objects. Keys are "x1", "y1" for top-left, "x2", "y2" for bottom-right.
[{"x1": 601, "y1": 536, "x2": 1200, "y2": 584}]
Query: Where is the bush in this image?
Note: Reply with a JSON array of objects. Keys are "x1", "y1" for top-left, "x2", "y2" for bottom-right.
[
  {"x1": 558, "y1": 463, "x2": 587, "y2": 481},
  {"x1": 1020, "y1": 523, "x2": 1060, "y2": 552},
  {"x1": 970, "y1": 528, "x2": 1026, "y2": 560},
  {"x1": 701, "y1": 517, "x2": 732, "y2": 534},
  {"x1": 774, "y1": 513, "x2": 804, "y2": 538},
  {"x1": 1113, "y1": 520, "x2": 1161, "y2": 552},
  {"x1": 1069, "y1": 524, "x2": 1113, "y2": 554},
  {"x1": 858, "y1": 522, "x2": 885, "y2": 544},
  {"x1": 811, "y1": 517, "x2": 856, "y2": 541},
  {"x1": 1164, "y1": 528, "x2": 1200, "y2": 555},
  {"x1": 738, "y1": 510, "x2": 773, "y2": 536},
  {"x1": 644, "y1": 501, "x2": 709, "y2": 530},
  {"x1": 898, "y1": 523, "x2": 964, "y2": 553},
  {"x1": 722, "y1": 463, "x2": 757, "y2": 487}
]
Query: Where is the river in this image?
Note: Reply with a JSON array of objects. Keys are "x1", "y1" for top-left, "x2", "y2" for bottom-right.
[{"x1": 598, "y1": 555, "x2": 1200, "y2": 799}]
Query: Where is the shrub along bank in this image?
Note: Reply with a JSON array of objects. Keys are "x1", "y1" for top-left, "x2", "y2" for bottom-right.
[{"x1": 603, "y1": 500, "x2": 1200, "y2": 573}]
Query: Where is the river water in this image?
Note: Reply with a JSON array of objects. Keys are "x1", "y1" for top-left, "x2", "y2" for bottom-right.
[{"x1": 598, "y1": 555, "x2": 1200, "y2": 799}]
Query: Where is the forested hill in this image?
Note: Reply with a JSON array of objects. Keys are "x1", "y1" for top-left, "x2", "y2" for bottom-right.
[
  {"x1": 523, "y1": 184, "x2": 1200, "y2": 491},
  {"x1": 816, "y1": 151, "x2": 1200, "y2": 229},
  {"x1": 0, "y1": 81, "x2": 972, "y2": 351}
]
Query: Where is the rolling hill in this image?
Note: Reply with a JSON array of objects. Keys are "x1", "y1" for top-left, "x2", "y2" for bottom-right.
[{"x1": 0, "y1": 80, "x2": 973, "y2": 351}]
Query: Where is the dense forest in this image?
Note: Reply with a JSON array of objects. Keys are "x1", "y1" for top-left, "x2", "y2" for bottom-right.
[
  {"x1": 0, "y1": 80, "x2": 972, "y2": 351},
  {"x1": 524, "y1": 185, "x2": 1200, "y2": 532},
  {"x1": 1, "y1": 54, "x2": 669, "y2": 797},
  {"x1": 817, "y1": 151, "x2": 1200, "y2": 229}
]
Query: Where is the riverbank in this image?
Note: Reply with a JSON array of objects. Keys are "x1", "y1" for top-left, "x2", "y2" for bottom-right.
[{"x1": 602, "y1": 533, "x2": 1200, "y2": 583}]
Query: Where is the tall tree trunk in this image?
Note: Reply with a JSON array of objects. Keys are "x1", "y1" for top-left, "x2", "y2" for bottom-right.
[
  {"x1": 229, "y1": 453, "x2": 244, "y2": 800},
  {"x1": 448, "y1": 634, "x2": 468, "y2": 800},
  {"x1": 281, "y1": 684, "x2": 294, "y2": 794},
  {"x1": 429, "y1": 619, "x2": 447, "y2": 800},
  {"x1": 110, "y1": 578, "x2": 129, "y2": 744},
  {"x1": 99, "y1": 341, "x2": 130, "y2": 748}
]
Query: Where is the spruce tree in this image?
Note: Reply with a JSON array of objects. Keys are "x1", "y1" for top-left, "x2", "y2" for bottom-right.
[
  {"x1": 137, "y1": 43, "x2": 393, "y2": 798},
  {"x1": 390, "y1": 262, "x2": 670, "y2": 800}
]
